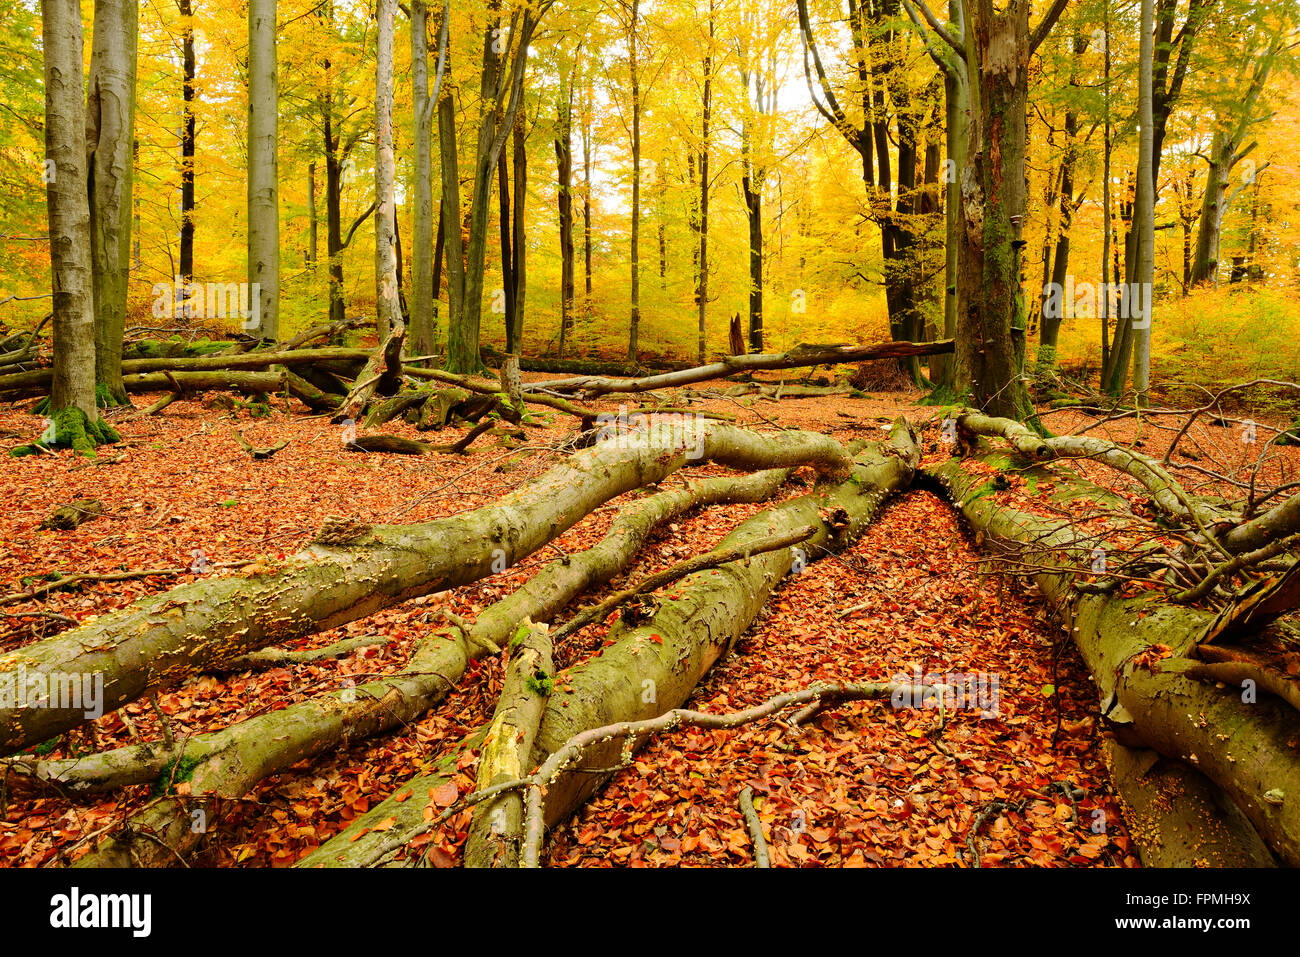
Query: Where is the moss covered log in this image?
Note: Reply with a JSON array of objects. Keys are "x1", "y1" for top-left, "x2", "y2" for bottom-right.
[
  {"x1": 48, "y1": 468, "x2": 798, "y2": 866},
  {"x1": 297, "y1": 422, "x2": 917, "y2": 866},
  {"x1": 928, "y1": 450, "x2": 1300, "y2": 866},
  {"x1": 0, "y1": 422, "x2": 846, "y2": 757}
]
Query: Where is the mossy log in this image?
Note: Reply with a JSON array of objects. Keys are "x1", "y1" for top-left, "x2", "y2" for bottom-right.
[
  {"x1": 0, "y1": 423, "x2": 849, "y2": 757},
  {"x1": 928, "y1": 450, "x2": 1300, "y2": 866},
  {"x1": 45, "y1": 468, "x2": 799, "y2": 865},
  {"x1": 40, "y1": 499, "x2": 105, "y2": 531},
  {"x1": 298, "y1": 422, "x2": 916, "y2": 866}
]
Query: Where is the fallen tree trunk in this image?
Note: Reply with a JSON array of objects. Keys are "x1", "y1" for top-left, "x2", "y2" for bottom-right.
[
  {"x1": 526, "y1": 340, "x2": 954, "y2": 399},
  {"x1": 0, "y1": 348, "x2": 370, "y2": 398},
  {"x1": 297, "y1": 422, "x2": 918, "y2": 866},
  {"x1": 41, "y1": 468, "x2": 799, "y2": 865},
  {"x1": 122, "y1": 370, "x2": 286, "y2": 398},
  {"x1": 0, "y1": 423, "x2": 848, "y2": 757},
  {"x1": 928, "y1": 449, "x2": 1300, "y2": 866},
  {"x1": 463, "y1": 619, "x2": 553, "y2": 868}
]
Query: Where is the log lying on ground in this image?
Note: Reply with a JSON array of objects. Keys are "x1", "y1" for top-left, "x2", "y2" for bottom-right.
[
  {"x1": 0, "y1": 348, "x2": 370, "y2": 398},
  {"x1": 405, "y1": 367, "x2": 595, "y2": 422},
  {"x1": 123, "y1": 369, "x2": 286, "y2": 399},
  {"x1": 298, "y1": 422, "x2": 917, "y2": 866},
  {"x1": 464, "y1": 619, "x2": 553, "y2": 868},
  {"x1": 41, "y1": 468, "x2": 798, "y2": 865},
  {"x1": 927, "y1": 449, "x2": 1300, "y2": 865},
  {"x1": 1103, "y1": 740, "x2": 1275, "y2": 867},
  {"x1": 526, "y1": 340, "x2": 954, "y2": 399},
  {"x1": 0, "y1": 423, "x2": 848, "y2": 757}
]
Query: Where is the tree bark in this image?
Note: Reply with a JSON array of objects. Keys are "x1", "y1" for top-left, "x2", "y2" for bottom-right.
[
  {"x1": 0, "y1": 423, "x2": 850, "y2": 756},
  {"x1": 43, "y1": 0, "x2": 100, "y2": 422},
  {"x1": 929, "y1": 450, "x2": 1300, "y2": 865},
  {"x1": 374, "y1": 0, "x2": 399, "y2": 340},
  {"x1": 87, "y1": 0, "x2": 138, "y2": 406},
  {"x1": 298, "y1": 422, "x2": 917, "y2": 866},
  {"x1": 247, "y1": 0, "x2": 279, "y2": 339}
]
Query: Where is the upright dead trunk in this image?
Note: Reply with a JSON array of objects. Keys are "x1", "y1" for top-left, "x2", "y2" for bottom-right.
[
  {"x1": 177, "y1": 0, "x2": 195, "y2": 292},
  {"x1": 555, "y1": 64, "x2": 576, "y2": 357},
  {"x1": 247, "y1": 0, "x2": 279, "y2": 339},
  {"x1": 627, "y1": 0, "x2": 641, "y2": 362},
  {"x1": 87, "y1": 0, "x2": 138, "y2": 406},
  {"x1": 43, "y1": 0, "x2": 99, "y2": 421},
  {"x1": 374, "y1": 0, "x2": 399, "y2": 340},
  {"x1": 952, "y1": 0, "x2": 1034, "y2": 420},
  {"x1": 410, "y1": 1, "x2": 434, "y2": 355}
]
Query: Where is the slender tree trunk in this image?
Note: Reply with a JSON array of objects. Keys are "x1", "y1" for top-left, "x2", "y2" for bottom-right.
[
  {"x1": 934, "y1": 1, "x2": 968, "y2": 390},
  {"x1": 88, "y1": 0, "x2": 138, "y2": 406},
  {"x1": 324, "y1": 126, "x2": 346, "y2": 326},
  {"x1": 627, "y1": 0, "x2": 641, "y2": 361},
  {"x1": 374, "y1": 0, "x2": 399, "y2": 340},
  {"x1": 437, "y1": 81, "x2": 466, "y2": 362},
  {"x1": 696, "y1": 1, "x2": 712, "y2": 365},
  {"x1": 511, "y1": 110, "x2": 526, "y2": 352},
  {"x1": 498, "y1": 133, "x2": 515, "y2": 350},
  {"x1": 247, "y1": 0, "x2": 279, "y2": 339},
  {"x1": 44, "y1": 0, "x2": 99, "y2": 420},
  {"x1": 582, "y1": 75, "x2": 592, "y2": 302},
  {"x1": 1132, "y1": 0, "x2": 1155, "y2": 405},
  {"x1": 555, "y1": 67, "x2": 575, "y2": 357},
  {"x1": 307, "y1": 162, "x2": 318, "y2": 265},
  {"x1": 177, "y1": 0, "x2": 195, "y2": 291},
  {"x1": 410, "y1": 0, "x2": 434, "y2": 355}
]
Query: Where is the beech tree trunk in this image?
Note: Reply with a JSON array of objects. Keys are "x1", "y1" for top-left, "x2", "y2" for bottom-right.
[
  {"x1": 298, "y1": 422, "x2": 917, "y2": 866},
  {"x1": 43, "y1": 0, "x2": 99, "y2": 420},
  {"x1": 87, "y1": 0, "x2": 138, "y2": 406},
  {"x1": 929, "y1": 450, "x2": 1300, "y2": 866},
  {"x1": 247, "y1": 0, "x2": 279, "y2": 339},
  {"x1": 410, "y1": 0, "x2": 434, "y2": 356},
  {"x1": 374, "y1": 0, "x2": 399, "y2": 339},
  {"x1": 0, "y1": 423, "x2": 850, "y2": 756}
]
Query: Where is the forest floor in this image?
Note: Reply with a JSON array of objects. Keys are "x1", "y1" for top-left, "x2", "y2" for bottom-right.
[{"x1": 3, "y1": 374, "x2": 1296, "y2": 867}]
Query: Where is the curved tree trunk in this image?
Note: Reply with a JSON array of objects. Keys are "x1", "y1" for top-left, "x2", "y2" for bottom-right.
[
  {"x1": 928, "y1": 450, "x2": 1300, "y2": 865},
  {"x1": 0, "y1": 424, "x2": 849, "y2": 756},
  {"x1": 297, "y1": 422, "x2": 918, "y2": 866}
]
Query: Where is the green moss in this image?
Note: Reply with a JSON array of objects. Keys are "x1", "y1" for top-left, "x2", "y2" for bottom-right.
[
  {"x1": 31, "y1": 736, "x2": 61, "y2": 757},
  {"x1": 153, "y1": 753, "x2": 203, "y2": 797},
  {"x1": 525, "y1": 669, "x2": 554, "y2": 697},
  {"x1": 9, "y1": 406, "x2": 120, "y2": 458}
]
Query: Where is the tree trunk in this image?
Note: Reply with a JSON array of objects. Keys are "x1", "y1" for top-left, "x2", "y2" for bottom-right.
[
  {"x1": 43, "y1": 0, "x2": 100, "y2": 422},
  {"x1": 410, "y1": 0, "x2": 434, "y2": 356},
  {"x1": 953, "y1": 0, "x2": 1033, "y2": 420},
  {"x1": 178, "y1": 0, "x2": 195, "y2": 293},
  {"x1": 697, "y1": 2, "x2": 712, "y2": 365},
  {"x1": 555, "y1": 67, "x2": 575, "y2": 358},
  {"x1": 627, "y1": 0, "x2": 641, "y2": 362},
  {"x1": 0, "y1": 423, "x2": 850, "y2": 756},
  {"x1": 374, "y1": 0, "x2": 399, "y2": 340},
  {"x1": 247, "y1": 0, "x2": 279, "y2": 339},
  {"x1": 1131, "y1": 0, "x2": 1155, "y2": 405},
  {"x1": 511, "y1": 110, "x2": 526, "y2": 352},
  {"x1": 87, "y1": 0, "x2": 138, "y2": 406},
  {"x1": 298, "y1": 422, "x2": 917, "y2": 866},
  {"x1": 929, "y1": 450, "x2": 1300, "y2": 865}
]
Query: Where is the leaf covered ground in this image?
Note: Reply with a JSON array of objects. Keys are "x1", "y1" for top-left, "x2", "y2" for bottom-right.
[{"x1": 5, "y1": 378, "x2": 1291, "y2": 867}]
